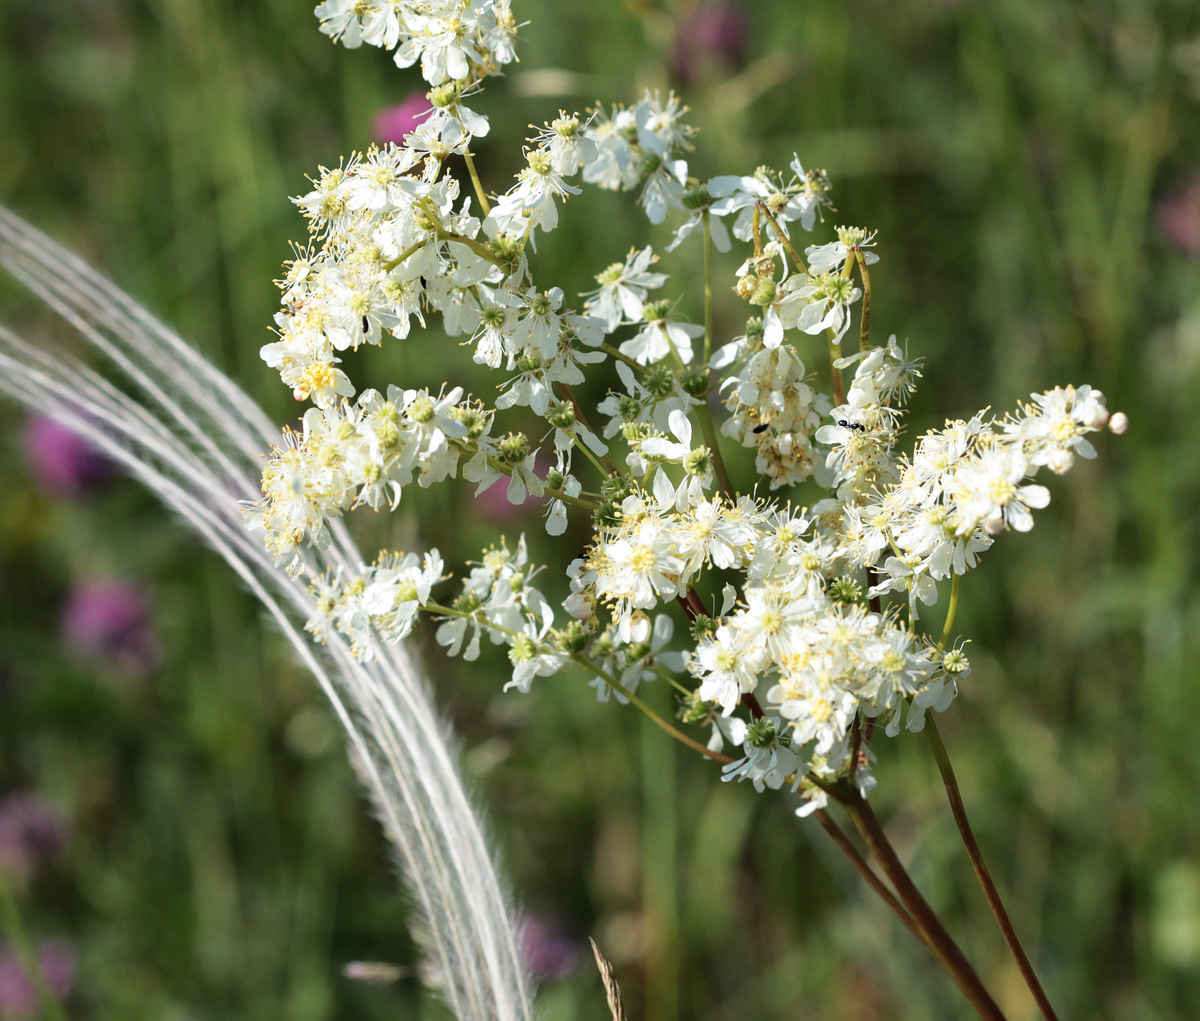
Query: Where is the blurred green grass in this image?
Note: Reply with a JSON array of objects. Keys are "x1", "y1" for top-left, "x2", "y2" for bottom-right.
[{"x1": 2, "y1": 0, "x2": 1199, "y2": 1018}]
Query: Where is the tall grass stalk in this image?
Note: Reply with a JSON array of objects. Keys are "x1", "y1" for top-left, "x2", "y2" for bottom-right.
[{"x1": 0, "y1": 207, "x2": 536, "y2": 1021}]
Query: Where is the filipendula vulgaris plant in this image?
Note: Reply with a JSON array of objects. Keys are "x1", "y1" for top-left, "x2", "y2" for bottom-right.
[{"x1": 242, "y1": 2, "x2": 1129, "y2": 1016}]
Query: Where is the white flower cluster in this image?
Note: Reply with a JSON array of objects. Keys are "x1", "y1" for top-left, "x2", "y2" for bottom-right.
[
  {"x1": 245, "y1": 6, "x2": 1126, "y2": 816},
  {"x1": 307, "y1": 549, "x2": 445, "y2": 660},
  {"x1": 721, "y1": 329, "x2": 831, "y2": 489},
  {"x1": 315, "y1": 0, "x2": 517, "y2": 86},
  {"x1": 244, "y1": 385, "x2": 488, "y2": 572}
]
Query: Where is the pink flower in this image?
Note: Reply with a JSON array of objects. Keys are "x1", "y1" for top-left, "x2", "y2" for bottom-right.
[
  {"x1": 517, "y1": 913, "x2": 580, "y2": 982},
  {"x1": 61, "y1": 579, "x2": 161, "y2": 678},
  {"x1": 0, "y1": 941, "x2": 75, "y2": 1017},
  {"x1": 0, "y1": 793, "x2": 66, "y2": 880},
  {"x1": 672, "y1": 3, "x2": 749, "y2": 85},
  {"x1": 373, "y1": 93, "x2": 432, "y2": 147},
  {"x1": 1158, "y1": 175, "x2": 1200, "y2": 257},
  {"x1": 22, "y1": 414, "x2": 114, "y2": 498}
]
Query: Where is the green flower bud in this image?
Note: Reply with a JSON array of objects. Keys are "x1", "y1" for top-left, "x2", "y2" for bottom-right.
[
  {"x1": 683, "y1": 446, "x2": 713, "y2": 478},
  {"x1": 829, "y1": 576, "x2": 864, "y2": 604},
  {"x1": 836, "y1": 225, "x2": 870, "y2": 248},
  {"x1": 746, "y1": 718, "x2": 780, "y2": 749},
  {"x1": 429, "y1": 84, "x2": 458, "y2": 108},
  {"x1": 942, "y1": 648, "x2": 970, "y2": 674},
  {"x1": 527, "y1": 149, "x2": 553, "y2": 176},
  {"x1": 546, "y1": 400, "x2": 575, "y2": 430},
  {"x1": 407, "y1": 396, "x2": 436, "y2": 424},
  {"x1": 481, "y1": 305, "x2": 508, "y2": 329},
  {"x1": 489, "y1": 233, "x2": 524, "y2": 261},
  {"x1": 615, "y1": 395, "x2": 642, "y2": 422},
  {"x1": 638, "y1": 151, "x2": 662, "y2": 180},
  {"x1": 552, "y1": 114, "x2": 581, "y2": 138},
  {"x1": 644, "y1": 364, "x2": 674, "y2": 398},
  {"x1": 642, "y1": 298, "x2": 673, "y2": 322},
  {"x1": 509, "y1": 634, "x2": 538, "y2": 663},
  {"x1": 517, "y1": 350, "x2": 544, "y2": 373},
  {"x1": 689, "y1": 614, "x2": 717, "y2": 642},
  {"x1": 452, "y1": 591, "x2": 482, "y2": 614},
  {"x1": 679, "y1": 366, "x2": 709, "y2": 398},
  {"x1": 678, "y1": 690, "x2": 711, "y2": 726},
  {"x1": 450, "y1": 406, "x2": 488, "y2": 439},
  {"x1": 681, "y1": 184, "x2": 713, "y2": 210},
  {"x1": 593, "y1": 631, "x2": 616, "y2": 658},
  {"x1": 497, "y1": 432, "x2": 530, "y2": 464},
  {"x1": 555, "y1": 621, "x2": 589, "y2": 654},
  {"x1": 750, "y1": 276, "x2": 777, "y2": 306},
  {"x1": 621, "y1": 421, "x2": 656, "y2": 444},
  {"x1": 596, "y1": 261, "x2": 625, "y2": 287}
]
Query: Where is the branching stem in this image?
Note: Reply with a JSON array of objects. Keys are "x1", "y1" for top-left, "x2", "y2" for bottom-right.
[
  {"x1": 925, "y1": 718, "x2": 1059, "y2": 1021},
  {"x1": 839, "y1": 791, "x2": 1005, "y2": 1020}
]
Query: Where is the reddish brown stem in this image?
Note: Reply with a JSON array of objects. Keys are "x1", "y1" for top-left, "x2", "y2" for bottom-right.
[
  {"x1": 813, "y1": 809, "x2": 928, "y2": 948},
  {"x1": 842, "y1": 793, "x2": 1006, "y2": 1020},
  {"x1": 925, "y1": 719, "x2": 1059, "y2": 1021}
]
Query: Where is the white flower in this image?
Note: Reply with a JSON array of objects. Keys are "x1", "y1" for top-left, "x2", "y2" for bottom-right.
[
  {"x1": 506, "y1": 603, "x2": 567, "y2": 692},
  {"x1": 950, "y1": 446, "x2": 1050, "y2": 535},
  {"x1": 581, "y1": 106, "x2": 641, "y2": 191},
  {"x1": 721, "y1": 717, "x2": 803, "y2": 793},
  {"x1": 619, "y1": 313, "x2": 704, "y2": 366},
  {"x1": 582, "y1": 247, "x2": 666, "y2": 332}
]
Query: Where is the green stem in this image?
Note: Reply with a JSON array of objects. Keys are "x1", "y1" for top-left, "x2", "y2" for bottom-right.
[
  {"x1": 828, "y1": 333, "x2": 846, "y2": 406},
  {"x1": 573, "y1": 654, "x2": 731, "y2": 763},
  {"x1": 572, "y1": 433, "x2": 611, "y2": 480},
  {"x1": 855, "y1": 250, "x2": 872, "y2": 353},
  {"x1": 939, "y1": 574, "x2": 961, "y2": 650},
  {"x1": 436, "y1": 230, "x2": 505, "y2": 267},
  {"x1": 382, "y1": 240, "x2": 427, "y2": 275},
  {"x1": 758, "y1": 204, "x2": 808, "y2": 274},
  {"x1": 463, "y1": 149, "x2": 491, "y2": 216},
  {"x1": 0, "y1": 869, "x2": 68, "y2": 1021},
  {"x1": 653, "y1": 664, "x2": 693, "y2": 698},
  {"x1": 483, "y1": 455, "x2": 598, "y2": 511},
  {"x1": 702, "y1": 211, "x2": 714, "y2": 368},
  {"x1": 558, "y1": 382, "x2": 619, "y2": 475},
  {"x1": 925, "y1": 718, "x2": 1059, "y2": 1021},
  {"x1": 600, "y1": 342, "x2": 643, "y2": 371},
  {"x1": 694, "y1": 404, "x2": 736, "y2": 501}
]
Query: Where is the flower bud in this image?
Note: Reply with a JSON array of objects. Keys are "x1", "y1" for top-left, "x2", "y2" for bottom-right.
[
  {"x1": 546, "y1": 400, "x2": 575, "y2": 430},
  {"x1": 746, "y1": 718, "x2": 780, "y2": 749},
  {"x1": 680, "y1": 366, "x2": 709, "y2": 398},
  {"x1": 642, "y1": 298, "x2": 673, "y2": 322},
  {"x1": 497, "y1": 432, "x2": 530, "y2": 464},
  {"x1": 644, "y1": 364, "x2": 674, "y2": 398},
  {"x1": 750, "y1": 275, "x2": 776, "y2": 306}
]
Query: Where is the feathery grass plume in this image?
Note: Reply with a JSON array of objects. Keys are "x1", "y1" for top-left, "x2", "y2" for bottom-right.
[{"x1": 0, "y1": 207, "x2": 536, "y2": 1021}]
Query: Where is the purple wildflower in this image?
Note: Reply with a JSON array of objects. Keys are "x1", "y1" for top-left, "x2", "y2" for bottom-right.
[
  {"x1": 0, "y1": 794, "x2": 65, "y2": 880},
  {"x1": 0, "y1": 940, "x2": 75, "y2": 1018},
  {"x1": 672, "y1": 3, "x2": 749, "y2": 85},
  {"x1": 517, "y1": 912, "x2": 580, "y2": 983},
  {"x1": 373, "y1": 93, "x2": 432, "y2": 147},
  {"x1": 21, "y1": 414, "x2": 114, "y2": 498},
  {"x1": 1158, "y1": 175, "x2": 1200, "y2": 257},
  {"x1": 60, "y1": 579, "x2": 161, "y2": 678}
]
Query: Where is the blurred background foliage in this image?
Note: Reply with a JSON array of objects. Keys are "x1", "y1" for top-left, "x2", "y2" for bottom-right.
[{"x1": 1, "y1": 0, "x2": 1198, "y2": 1017}]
